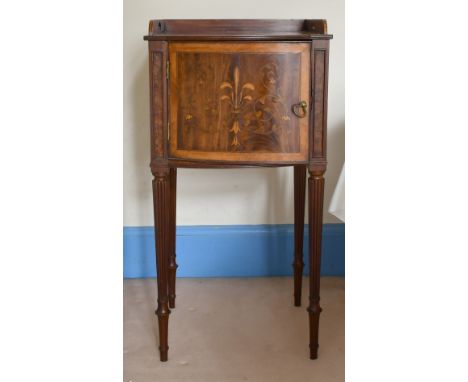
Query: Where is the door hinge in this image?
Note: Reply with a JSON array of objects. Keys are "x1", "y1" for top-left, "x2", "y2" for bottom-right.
[
  {"x1": 166, "y1": 60, "x2": 170, "y2": 80},
  {"x1": 167, "y1": 121, "x2": 170, "y2": 141}
]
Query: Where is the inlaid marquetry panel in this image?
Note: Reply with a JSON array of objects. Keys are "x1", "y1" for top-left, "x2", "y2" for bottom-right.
[
  {"x1": 151, "y1": 51, "x2": 164, "y2": 157},
  {"x1": 309, "y1": 39, "x2": 329, "y2": 164},
  {"x1": 169, "y1": 43, "x2": 310, "y2": 163},
  {"x1": 148, "y1": 40, "x2": 168, "y2": 167}
]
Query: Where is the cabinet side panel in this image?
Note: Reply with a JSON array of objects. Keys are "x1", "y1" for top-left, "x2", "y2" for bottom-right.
[
  {"x1": 309, "y1": 40, "x2": 329, "y2": 167},
  {"x1": 149, "y1": 41, "x2": 168, "y2": 164}
]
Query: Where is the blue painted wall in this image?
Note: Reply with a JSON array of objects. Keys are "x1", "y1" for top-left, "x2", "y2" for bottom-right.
[{"x1": 123, "y1": 224, "x2": 344, "y2": 278}]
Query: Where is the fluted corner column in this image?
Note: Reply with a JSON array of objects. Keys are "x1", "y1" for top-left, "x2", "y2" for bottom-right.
[
  {"x1": 293, "y1": 165, "x2": 306, "y2": 307},
  {"x1": 152, "y1": 168, "x2": 171, "y2": 362},
  {"x1": 307, "y1": 169, "x2": 325, "y2": 359},
  {"x1": 168, "y1": 168, "x2": 178, "y2": 308}
]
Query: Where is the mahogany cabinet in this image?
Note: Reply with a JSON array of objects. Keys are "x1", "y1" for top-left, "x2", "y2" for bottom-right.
[{"x1": 144, "y1": 19, "x2": 332, "y2": 362}]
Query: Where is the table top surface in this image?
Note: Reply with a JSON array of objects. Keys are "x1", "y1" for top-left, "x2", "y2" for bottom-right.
[{"x1": 144, "y1": 19, "x2": 333, "y2": 41}]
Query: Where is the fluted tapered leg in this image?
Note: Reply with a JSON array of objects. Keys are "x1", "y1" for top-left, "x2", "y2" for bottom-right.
[
  {"x1": 168, "y1": 168, "x2": 178, "y2": 309},
  {"x1": 307, "y1": 170, "x2": 325, "y2": 359},
  {"x1": 152, "y1": 169, "x2": 171, "y2": 362},
  {"x1": 293, "y1": 165, "x2": 306, "y2": 307}
]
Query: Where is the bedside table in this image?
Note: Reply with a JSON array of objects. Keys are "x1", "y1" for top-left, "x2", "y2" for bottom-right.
[{"x1": 143, "y1": 19, "x2": 332, "y2": 361}]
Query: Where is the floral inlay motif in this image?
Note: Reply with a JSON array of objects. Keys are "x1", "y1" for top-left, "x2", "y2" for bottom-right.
[{"x1": 219, "y1": 66, "x2": 256, "y2": 147}]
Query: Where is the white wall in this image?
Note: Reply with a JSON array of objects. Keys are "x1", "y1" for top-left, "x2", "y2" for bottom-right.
[{"x1": 124, "y1": 0, "x2": 344, "y2": 226}]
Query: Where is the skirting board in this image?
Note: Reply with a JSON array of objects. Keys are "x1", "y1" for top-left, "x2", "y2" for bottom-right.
[{"x1": 123, "y1": 224, "x2": 344, "y2": 278}]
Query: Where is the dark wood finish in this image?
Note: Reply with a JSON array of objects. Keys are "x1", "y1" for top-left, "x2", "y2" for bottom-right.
[
  {"x1": 293, "y1": 165, "x2": 306, "y2": 307},
  {"x1": 310, "y1": 39, "x2": 329, "y2": 164},
  {"x1": 168, "y1": 159, "x2": 304, "y2": 168},
  {"x1": 169, "y1": 42, "x2": 310, "y2": 163},
  {"x1": 148, "y1": 40, "x2": 171, "y2": 362},
  {"x1": 168, "y1": 168, "x2": 178, "y2": 308},
  {"x1": 144, "y1": 19, "x2": 331, "y2": 41},
  {"x1": 146, "y1": 33, "x2": 332, "y2": 42},
  {"x1": 307, "y1": 169, "x2": 325, "y2": 359},
  {"x1": 174, "y1": 46, "x2": 302, "y2": 153},
  {"x1": 149, "y1": 41, "x2": 168, "y2": 162},
  {"x1": 152, "y1": 170, "x2": 171, "y2": 362},
  {"x1": 145, "y1": 19, "x2": 332, "y2": 362}
]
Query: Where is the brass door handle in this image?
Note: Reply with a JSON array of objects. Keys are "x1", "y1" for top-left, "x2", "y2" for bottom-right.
[{"x1": 292, "y1": 101, "x2": 308, "y2": 118}]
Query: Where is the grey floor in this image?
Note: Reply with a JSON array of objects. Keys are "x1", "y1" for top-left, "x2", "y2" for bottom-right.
[{"x1": 124, "y1": 277, "x2": 344, "y2": 382}]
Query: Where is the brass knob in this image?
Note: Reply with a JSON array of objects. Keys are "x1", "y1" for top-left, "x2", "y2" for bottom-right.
[{"x1": 292, "y1": 101, "x2": 308, "y2": 118}]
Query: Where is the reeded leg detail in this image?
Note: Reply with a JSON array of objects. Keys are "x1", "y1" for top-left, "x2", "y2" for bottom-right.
[
  {"x1": 307, "y1": 170, "x2": 325, "y2": 359},
  {"x1": 152, "y1": 169, "x2": 171, "y2": 362},
  {"x1": 168, "y1": 168, "x2": 178, "y2": 309},
  {"x1": 293, "y1": 165, "x2": 306, "y2": 307}
]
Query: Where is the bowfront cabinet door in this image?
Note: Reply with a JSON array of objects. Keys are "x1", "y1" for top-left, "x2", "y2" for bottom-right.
[{"x1": 169, "y1": 42, "x2": 310, "y2": 163}]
